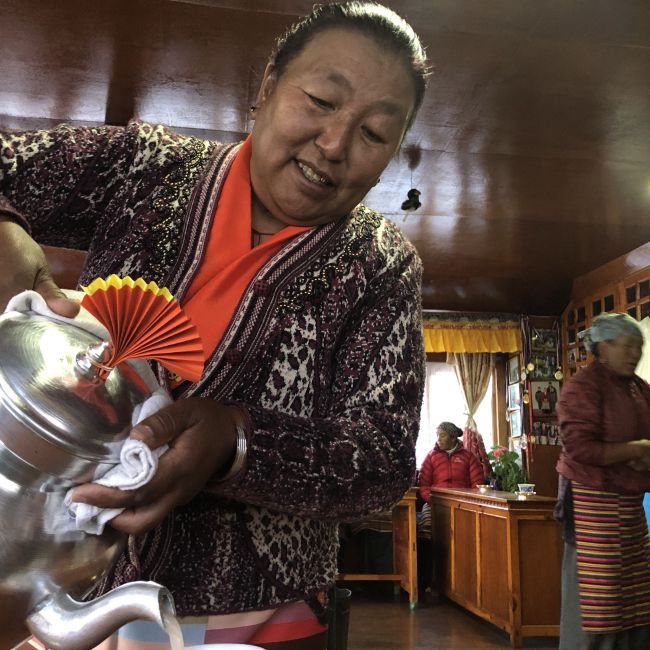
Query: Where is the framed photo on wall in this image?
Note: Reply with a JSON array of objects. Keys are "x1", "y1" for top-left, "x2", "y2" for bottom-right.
[
  {"x1": 507, "y1": 355, "x2": 520, "y2": 385},
  {"x1": 530, "y1": 380, "x2": 560, "y2": 417},
  {"x1": 531, "y1": 328, "x2": 558, "y2": 353},
  {"x1": 508, "y1": 407, "x2": 522, "y2": 438},
  {"x1": 529, "y1": 353, "x2": 557, "y2": 379},
  {"x1": 508, "y1": 382, "x2": 521, "y2": 409}
]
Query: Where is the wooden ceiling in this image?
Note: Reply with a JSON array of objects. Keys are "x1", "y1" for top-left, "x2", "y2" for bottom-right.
[{"x1": 1, "y1": 0, "x2": 649, "y2": 315}]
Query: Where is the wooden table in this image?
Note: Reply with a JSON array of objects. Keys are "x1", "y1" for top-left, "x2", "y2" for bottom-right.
[
  {"x1": 338, "y1": 487, "x2": 418, "y2": 608},
  {"x1": 429, "y1": 487, "x2": 561, "y2": 647}
]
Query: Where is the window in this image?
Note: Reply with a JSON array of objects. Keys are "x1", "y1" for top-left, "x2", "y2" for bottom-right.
[
  {"x1": 417, "y1": 361, "x2": 494, "y2": 466},
  {"x1": 592, "y1": 299, "x2": 602, "y2": 317}
]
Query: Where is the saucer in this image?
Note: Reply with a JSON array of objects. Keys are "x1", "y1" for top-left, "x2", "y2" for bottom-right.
[{"x1": 514, "y1": 491, "x2": 536, "y2": 499}]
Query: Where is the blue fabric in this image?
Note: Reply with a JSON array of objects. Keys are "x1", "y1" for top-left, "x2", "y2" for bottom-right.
[{"x1": 644, "y1": 493, "x2": 650, "y2": 527}]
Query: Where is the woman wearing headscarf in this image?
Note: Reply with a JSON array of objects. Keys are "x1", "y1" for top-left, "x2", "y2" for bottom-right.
[
  {"x1": 418, "y1": 421, "x2": 485, "y2": 504},
  {"x1": 416, "y1": 421, "x2": 484, "y2": 595},
  {"x1": 556, "y1": 313, "x2": 650, "y2": 649},
  {"x1": 0, "y1": 2, "x2": 429, "y2": 647}
]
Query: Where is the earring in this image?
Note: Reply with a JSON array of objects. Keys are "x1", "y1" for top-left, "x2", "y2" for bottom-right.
[
  {"x1": 249, "y1": 105, "x2": 257, "y2": 113},
  {"x1": 373, "y1": 177, "x2": 381, "y2": 186}
]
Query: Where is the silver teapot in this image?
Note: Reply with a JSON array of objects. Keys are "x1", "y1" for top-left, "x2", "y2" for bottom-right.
[{"x1": 0, "y1": 310, "x2": 175, "y2": 650}]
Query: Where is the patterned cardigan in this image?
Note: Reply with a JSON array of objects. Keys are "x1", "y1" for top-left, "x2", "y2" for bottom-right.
[{"x1": 0, "y1": 121, "x2": 425, "y2": 616}]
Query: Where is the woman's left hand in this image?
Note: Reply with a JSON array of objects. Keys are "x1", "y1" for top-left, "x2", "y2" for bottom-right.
[
  {"x1": 627, "y1": 458, "x2": 650, "y2": 472},
  {"x1": 70, "y1": 398, "x2": 239, "y2": 535}
]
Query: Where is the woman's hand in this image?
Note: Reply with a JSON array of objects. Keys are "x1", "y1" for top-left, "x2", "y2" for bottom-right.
[
  {"x1": 627, "y1": 439, "x2": 650, "y2": 471},
  {"x1": 0, "y1": 219, "x2": 79, "y2": 315},
  {"x1": 70, "y1": 398, "x2": 239, "y2": 535}
]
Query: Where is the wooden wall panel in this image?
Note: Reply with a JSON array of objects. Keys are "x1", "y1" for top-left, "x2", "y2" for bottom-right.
[{"x1": 2, "y1": 0, "x2": 650, "y2": 315}]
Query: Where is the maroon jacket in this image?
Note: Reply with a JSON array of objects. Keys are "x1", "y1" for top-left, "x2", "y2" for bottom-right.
[
  {"x1": 418, "y1": 441, "x2": 485, "y2": 503},
  {"x1": 556, "y1": 360, "x2": 650, "y2": 495}
]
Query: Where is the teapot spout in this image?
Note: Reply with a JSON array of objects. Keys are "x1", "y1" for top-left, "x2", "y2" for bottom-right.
[{"x1": 26, "y1": 581, "x2": 175, "y2": 650}]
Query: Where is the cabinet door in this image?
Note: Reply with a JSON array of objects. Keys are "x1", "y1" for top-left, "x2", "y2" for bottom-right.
[
  {"x1": 519, "y1": 519, "x2": 562, "y2": 626},
  {"x1": 479, "y1": 512, "x2": 510, "y2": 623},
  {"x1": 453, "y1": 507, "x2": 478, "y2": 607},
  {"x1": 432, "y1": 503, "x2": 452, "y2": 594}
]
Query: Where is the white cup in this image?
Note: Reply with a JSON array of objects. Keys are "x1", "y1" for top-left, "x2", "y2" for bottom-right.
[{"x1": 517, "y1": 483, "x2": 535, "y2": 493}]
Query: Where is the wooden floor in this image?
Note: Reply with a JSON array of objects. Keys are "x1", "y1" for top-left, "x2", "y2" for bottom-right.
[{"x1": 345, "y1": 589, "x2": 559, "y2": 650}]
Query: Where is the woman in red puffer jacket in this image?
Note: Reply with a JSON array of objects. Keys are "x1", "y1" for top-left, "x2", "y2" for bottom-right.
[{"x1": 418, "y1": 421, "x2": 485, "y2": 503}]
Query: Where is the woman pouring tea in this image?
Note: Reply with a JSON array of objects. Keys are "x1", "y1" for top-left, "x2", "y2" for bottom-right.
[{"x1": 0, "y1": 2, "x2": 429, "y2": 647}]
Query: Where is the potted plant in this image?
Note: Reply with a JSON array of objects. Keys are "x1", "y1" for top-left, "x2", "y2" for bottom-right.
[{"x1": 487, "y1": 445, "x2": 526, "y2": 492}]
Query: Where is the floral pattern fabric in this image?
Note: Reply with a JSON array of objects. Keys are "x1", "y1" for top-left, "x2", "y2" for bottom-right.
[{"x1": 0, "y1": 120, "x2": 425, "y2": 616}]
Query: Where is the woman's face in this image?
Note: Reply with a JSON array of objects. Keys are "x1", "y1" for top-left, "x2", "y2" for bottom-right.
[
  {"x1": 436, "y1": 429, "x2": 455, "y2": 451},
  {"x1": 599, "y1": 335, "x2": 643, "y2": 376},
  {"x1": 250, "y1": 28, "x2": 417, "y2": 229}
]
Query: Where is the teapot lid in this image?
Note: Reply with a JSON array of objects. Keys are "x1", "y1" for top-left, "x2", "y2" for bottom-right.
[{"x1": 0, "y1": 311, "x2": 151, "y2": 467}]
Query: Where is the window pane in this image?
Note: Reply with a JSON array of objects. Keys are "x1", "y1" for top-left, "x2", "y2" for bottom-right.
[
  {"x1": 641, "y1": 302, "x2": 650, "y2": 320},
  {"x1": 628, "y1": 307, "x2": 638, "y2": 319},
  {"x1": 577, "y1": 306, "x2": 586, "y2": 323},
  {"x1": 417, "y1": 361, "x2": 493, "y2": 466},
  {"x1": 626, "y1": 286, "x2": 637, "y2": 304},
  {"x1": 568, "y1": 328, "x2": 576, "y2": 344},
  {"x1": 641, "y1": 280, "x2": 650, "y2": 299},
  {"x1": 592, "y1": 300, "x2": 602, "y2": 317},
  {"x1": 604, "y1": 294, "x2": 614, "y2": 311},
  {"x1": 567, "y1": 310, "x2": 575, "y2": 326}
]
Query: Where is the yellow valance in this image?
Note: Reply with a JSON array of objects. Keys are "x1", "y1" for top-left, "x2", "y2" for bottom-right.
[{"x1": 423, "y1": 315, "x2": 522, "y2": 353}]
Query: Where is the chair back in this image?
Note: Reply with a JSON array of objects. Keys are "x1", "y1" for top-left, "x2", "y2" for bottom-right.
[{"x1": 42, "y1": 245, "x2": 87, "y2": 289}]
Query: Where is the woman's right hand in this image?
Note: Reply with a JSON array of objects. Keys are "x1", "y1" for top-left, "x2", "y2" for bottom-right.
[
  {"x1": 627, "y1": 439, "x2": 650, "y2": 471},
  {"x1": 0, "y1": 219, "x2": 79, "y2": 316}
]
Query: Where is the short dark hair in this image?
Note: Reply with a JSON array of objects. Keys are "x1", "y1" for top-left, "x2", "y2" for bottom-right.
[{"x1": 268, "y1": 2, "x2": 430, "y2": 130}]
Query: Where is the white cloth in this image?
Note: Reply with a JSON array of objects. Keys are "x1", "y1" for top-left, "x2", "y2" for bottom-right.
[
  {"x1": 65, "y1": 424, "x2": 168, "y2": 534},
  {"x1": 5, "y1": 289, "x2": 172, "y2": 534}
]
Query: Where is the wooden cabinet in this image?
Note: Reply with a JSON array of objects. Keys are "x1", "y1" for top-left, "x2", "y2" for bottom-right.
[
  {"x1": 430, "y1": 487, "x2": 561, "y2": 648},
  {"x1": 561, "y1": 243, "x2": 650, "y2": 377}
]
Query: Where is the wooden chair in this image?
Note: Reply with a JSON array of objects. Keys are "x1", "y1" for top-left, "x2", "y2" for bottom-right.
[{"x1": 42, "y1": 244, "x2": 87, "y2": 289}]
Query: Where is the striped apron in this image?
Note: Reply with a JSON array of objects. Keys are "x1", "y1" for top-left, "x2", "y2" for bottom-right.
[{"x1": 573, "y1": 481, "x2": 650, "y2": 634}]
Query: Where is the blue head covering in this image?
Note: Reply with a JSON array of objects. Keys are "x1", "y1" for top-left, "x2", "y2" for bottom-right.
[{"x1": 579, "y1": 313, "x2": 643, "y2": 353}]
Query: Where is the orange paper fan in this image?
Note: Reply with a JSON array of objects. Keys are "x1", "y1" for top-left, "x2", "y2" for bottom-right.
[{"x1": 81, "y1": 275, "x2": 204, "y2": 383}]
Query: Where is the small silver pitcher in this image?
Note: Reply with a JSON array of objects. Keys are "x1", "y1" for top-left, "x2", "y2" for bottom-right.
[{"x1": 0, "y1": 310, "x2": 175, "y2": 650}]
